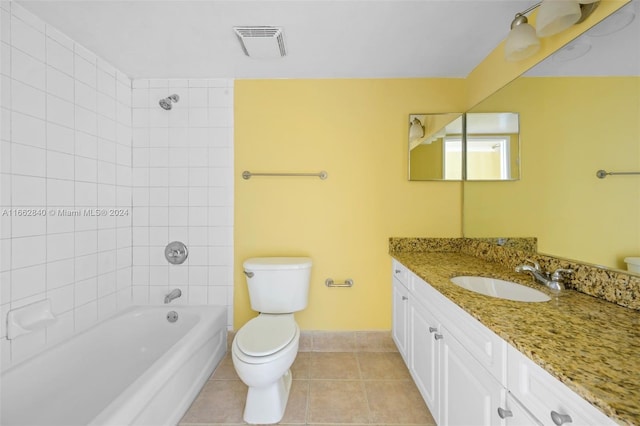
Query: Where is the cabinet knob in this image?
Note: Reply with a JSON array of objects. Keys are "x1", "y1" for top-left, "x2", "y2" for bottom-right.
[
  {"x1": 395, "y1": 269, "x2": 402, "y2": 274},
  {"x1": 428, "y1": 327, "x2": 438, "y2": 333},
  {"x1": 550, "y1": 411, "x2": 573, "y2": 425},
  {"x1": 434, "y1": 333, "x2": 444, "y2": 340},
  {"x1": 402, "y1": 296, "x2": 408, "y2": 301},
  {"x1": 497, "y1": 407, "x2": 513, "y2": 419}
]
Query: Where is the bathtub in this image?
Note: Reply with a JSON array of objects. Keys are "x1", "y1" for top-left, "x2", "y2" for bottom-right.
[{"x1": 1, "y1": 305, "x2": 227, "y2": 426}]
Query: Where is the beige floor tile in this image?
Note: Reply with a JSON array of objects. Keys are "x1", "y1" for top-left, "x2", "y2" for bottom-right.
[
  {"x1": 365, "y1": 381, "x2": 436, "y2": 425},
  {"x1": 355, "y1": 331, "x2": 397, "y2": 353},
  {"x1": 309, "y1": 352, "x2": 361, "y2": 380},
  {"x1": 280, "y1": 380, "x2": 309, "y2": 424},
  {"x1": 180, "y1": 380, "x2": 247, "y2": 424},
  {"x1": 182, "y1": 351, "x2": 436, "y2": 425},
  {"x1": 308, "y1": 380, "x2": 370, "y2": 424},
  {"x1": 311, "y1": 331, "x2": 356, "y2": 352},
  {"x1": 357, "y1": 352, "x2": 412, "y2": 380},
  {"x1": 210, "y1": 354, "x2": 239, "y2": 380},
  {"x1": 291, "y1": 352, "x2": 311, "y2": 380}
]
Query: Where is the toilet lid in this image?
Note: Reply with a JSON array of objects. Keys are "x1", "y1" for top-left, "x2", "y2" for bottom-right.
[{"x1": 236, "y1": 315, "x2": 297, "y2": 357}]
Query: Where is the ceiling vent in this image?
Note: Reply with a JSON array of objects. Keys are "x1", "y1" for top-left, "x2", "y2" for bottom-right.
[{"x1": 233, "y1": 26, "x2": 287, "y2": 58}]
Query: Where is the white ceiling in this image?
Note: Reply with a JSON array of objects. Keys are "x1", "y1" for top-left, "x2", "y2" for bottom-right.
[{"x1": 17, "y1": 0, "x2": 533, "y2": 80}]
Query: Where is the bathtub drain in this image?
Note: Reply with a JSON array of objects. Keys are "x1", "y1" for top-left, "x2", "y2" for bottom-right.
[{"x1": 167, "y1": 311, "x2": 178, "y2": 323}]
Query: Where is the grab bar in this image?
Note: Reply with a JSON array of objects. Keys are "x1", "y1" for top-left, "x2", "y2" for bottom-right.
[
  {"x1": 596, "y1": 169, "x2": 640, "y2": 179},
  {"x1": 325, "y1": 278, "x2": 354, "y2": 288},
  {"x1": 242, "y1": 170, "x2": 328, "y2": 180}
]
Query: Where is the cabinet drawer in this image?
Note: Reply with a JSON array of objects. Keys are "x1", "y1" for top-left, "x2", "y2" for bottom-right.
[
  {"x1": 392, "y1": 259, "x2": 409, "y2": 285},
  {"x1": 507, "y1": 344, "x2": 615, "y2": 426}
]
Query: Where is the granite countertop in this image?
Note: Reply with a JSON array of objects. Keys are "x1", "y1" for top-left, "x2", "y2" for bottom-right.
[{"x1": 390, "y1": 251, "x2": 640, "y2": 426}]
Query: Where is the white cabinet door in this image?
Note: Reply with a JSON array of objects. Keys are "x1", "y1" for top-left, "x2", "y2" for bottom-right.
[
  {"x1": 439, "y1": 324, "x2": 504, "y2": 426},
  {"x1": 392, "y1": 277, "x2": 410, "y2": 362},
  {"x1": 409, "y1": 298, "x2": 440, "y2": 421}
]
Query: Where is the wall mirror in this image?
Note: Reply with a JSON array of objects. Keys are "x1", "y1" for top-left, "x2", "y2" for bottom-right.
[
  {"x1": 408, "y1": 113, "x2": 463, "y2": 181},
  {"x1": 463, "y1": 0, "x2": 640, "y2": 272},
  {"x1": 466, "y1": 112, "x2": 520, "y2": 181},
  {"x1": 408, "y1": 112, "x2": 521, "y2": 181}
]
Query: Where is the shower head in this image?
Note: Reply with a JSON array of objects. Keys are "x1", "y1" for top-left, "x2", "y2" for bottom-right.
[{"x1": 159, "y1": 94, "x2": 180, "y2": 110}]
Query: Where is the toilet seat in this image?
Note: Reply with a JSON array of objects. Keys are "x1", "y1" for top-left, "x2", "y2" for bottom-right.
[{"x1": 236, "y1": 314, "x2": 297, "y2": 357}]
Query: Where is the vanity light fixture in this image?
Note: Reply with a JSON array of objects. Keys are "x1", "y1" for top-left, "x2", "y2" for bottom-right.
[
  {"x1": 409, "y1": 117, "x2": 425, "y2": 142},
  {"x1": 504, "y1": 0, "x2": 601, "y2": 62}
]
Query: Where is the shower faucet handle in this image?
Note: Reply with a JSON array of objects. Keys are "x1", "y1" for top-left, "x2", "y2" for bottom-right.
[{"x1": 164, "y1": 241, "x2": 188, "y2": 264}]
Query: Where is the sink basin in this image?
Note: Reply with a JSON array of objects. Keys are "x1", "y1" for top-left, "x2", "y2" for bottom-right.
[{"x1": 450, "y1": 276, "x2": 551, "y2": 302}]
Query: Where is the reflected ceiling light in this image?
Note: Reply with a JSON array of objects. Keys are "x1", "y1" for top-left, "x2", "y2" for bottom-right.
[
  {"x1": 504, "y1": 0, "x2": 601, "y2": 62},
  {"x1": 409, "y1": 117, "x2": 425, "y2": 142},
  {"x1": 586, "y1": 6, "x2": 635, "y2": 36},
  {"x1": 551, "y1": 39, "x2": 592, "y2": 62}
]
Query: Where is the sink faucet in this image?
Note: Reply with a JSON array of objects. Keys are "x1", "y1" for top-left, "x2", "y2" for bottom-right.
[
  {"x1": 164, "y1": 288, "x2": 182, "y2": 304},
  {"x1": 515, "y1": 259, "x2": 573, "y2": 292}
]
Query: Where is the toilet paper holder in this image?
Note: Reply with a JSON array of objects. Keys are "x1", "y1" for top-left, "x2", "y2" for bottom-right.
[{"x1": 325, "y1": 278, "x2": 354, "y2": 288}]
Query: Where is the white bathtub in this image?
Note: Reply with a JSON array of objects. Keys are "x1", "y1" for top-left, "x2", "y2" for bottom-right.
[{"x1": 1, "y1": 305, "x2": 227, "y2": 426}]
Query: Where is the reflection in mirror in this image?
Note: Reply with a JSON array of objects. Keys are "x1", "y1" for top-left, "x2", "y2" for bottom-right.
[
  {"x1": 408, "y1": 113, "x2": 463, "y2": 181},
  {"x1": 466, "y1": 113, "x2": 520, "y2": 181},
  {"x1": 463, "y1": 1, "x2": 640, "y2": 271}
]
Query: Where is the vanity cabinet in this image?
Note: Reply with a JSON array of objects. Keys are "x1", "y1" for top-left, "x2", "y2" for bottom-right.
[
  {"x1": 391, "y1": 259, "x2": 616, "y2": 426},
  {"x1": 393, "y1": 261, "x2": 506, "y2": 425}
]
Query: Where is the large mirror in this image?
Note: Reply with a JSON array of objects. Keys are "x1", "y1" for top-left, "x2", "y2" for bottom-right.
[
  {"x1": 409, "y1": 112, "x2": 521, "y2": 181},
  {"x1": 463, "y1": 1, "x2": 640, "y2": 271}
]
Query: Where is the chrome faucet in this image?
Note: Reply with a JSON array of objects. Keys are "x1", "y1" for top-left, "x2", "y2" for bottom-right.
[
  {"x1": 164, "y1": 288, "x2": 182, "y2": 304},
  {"x1": 515, "y1": 259, "x2": 573, "y2": 292}
]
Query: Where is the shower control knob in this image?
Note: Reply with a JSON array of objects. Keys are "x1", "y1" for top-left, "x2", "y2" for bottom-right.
[{"x1": 164, "y1": 241, "x2": 188, "y2": 264}]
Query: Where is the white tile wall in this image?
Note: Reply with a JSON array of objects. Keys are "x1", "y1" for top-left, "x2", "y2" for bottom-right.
[
  {"x1": 131, "y1": 78, "x2": 234, "y2": 327},
  {"x1": 0, "y1": 2, "x2": 132, "y2": 369}
]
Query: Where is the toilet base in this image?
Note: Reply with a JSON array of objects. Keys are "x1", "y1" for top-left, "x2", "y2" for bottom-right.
[{"x1": 243, "y1": 368, "x2": 293, "y2": 424}]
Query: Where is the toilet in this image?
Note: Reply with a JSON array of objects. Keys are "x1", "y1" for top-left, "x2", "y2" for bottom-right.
[{"x1": 231, "y1": 257, "x2": 312, "y2": 424}]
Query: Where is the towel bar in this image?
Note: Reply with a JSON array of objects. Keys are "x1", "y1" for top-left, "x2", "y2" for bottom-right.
[
  {"x1": 242, "y1": 170, "x2": 328, "y2": 180},
  {"x1": 325, "y1": 278, "x2": 354, "y2": 288},
  {"x1": 596, "y1": 169, "x2": 640, "y2": 179}
]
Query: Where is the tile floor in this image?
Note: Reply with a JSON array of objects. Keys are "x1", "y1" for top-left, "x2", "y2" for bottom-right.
[{"x1": 180, "y1": 351, "x2": 436, "y2": 425}]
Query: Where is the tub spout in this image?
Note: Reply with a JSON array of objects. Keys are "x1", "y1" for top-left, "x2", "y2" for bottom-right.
[{"x1": 164, "y1": 288, "x2": 182, "y2": 304}]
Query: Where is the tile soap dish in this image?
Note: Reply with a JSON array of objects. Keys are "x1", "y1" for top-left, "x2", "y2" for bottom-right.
[{"x1": 7, "y1": 299, "x2": 57, "y2": 340}]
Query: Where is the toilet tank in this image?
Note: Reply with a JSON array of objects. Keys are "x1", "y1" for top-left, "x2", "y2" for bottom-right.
[{"x1": 243, "y1": 257, "x2": 312, "y2": 314}]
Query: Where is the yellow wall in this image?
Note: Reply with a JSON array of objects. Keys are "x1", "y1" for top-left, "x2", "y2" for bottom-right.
[
  {"x1": 233, "y1": 1, "x2": 631, "y2": 331},
  {"x1": 464, "y1": 76, "x2": 640, "y2": 269},
  {"x1": 234, "y1": 79, "x2": 465, "y2": 330}
]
